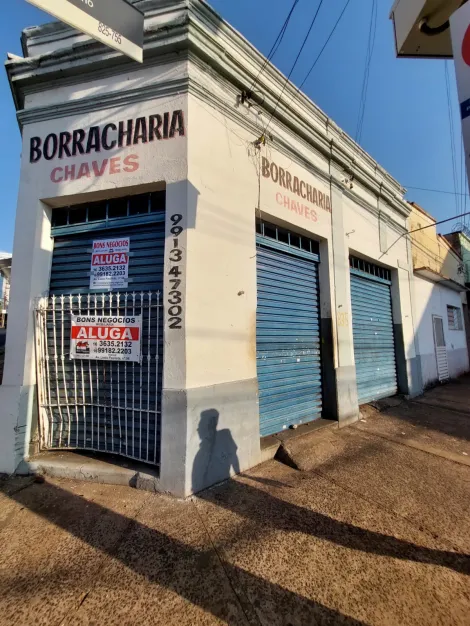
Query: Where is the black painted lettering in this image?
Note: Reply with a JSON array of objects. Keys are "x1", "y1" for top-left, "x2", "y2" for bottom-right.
[
  {"x1": 58, "y1": 132, "x2": 72, "y2": 159},
  {"x1": 306, "y1": 184, "x2": 313, "y2": 203},
  {"x1": 101, "y1": 123, "x2": 117, "y2": 150},
  {"x1": 148, "y1": 114, "x2": 163, "y2": 141},
  {"x1": 285, "y1": 171, "x2": 293, "y2": 191},
  {"x1": 118, "y1": 120, "x2": 133, "y2": 147},
  {"x1": 72, "y1": 129, "x2": 86, "y2": 156},
  {"x1": 262, "y1": 157, "x2": 270, "y2": 179},
  {"x1": 279, "y1": 167, "x2": 286, "y2": 188},
  {"x1": 169, "y1": 110, "x2": 185, "y2": 137},
  {"x1": 163, "y1": 112, "x2": 170, "y2": 139},
  {"x1": 133, "y1": 117, "x2": 148, "y2": 144},
  {"x1": 30, "y1": 137, "x2": 42, "y2": 163},
  {"x1": 86, "y1": 126, "x2": 101, "y2": 153},
  {"x1": 270, "y1": 162, "x2": 279, "y2": 183},
  {"x1": 43, "y1": 134, "x2": 58, "y2": 161},
  {"x1": 293, "y1": 176, "x2": 300, "y2": 196}
]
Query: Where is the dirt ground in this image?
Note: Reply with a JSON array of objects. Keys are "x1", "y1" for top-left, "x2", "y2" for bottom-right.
[{"x1": 1, "y1": 378, "x2": 469, "y2": 625}]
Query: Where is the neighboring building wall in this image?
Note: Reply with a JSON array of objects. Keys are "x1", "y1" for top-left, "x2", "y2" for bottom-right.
[
  {"x1": 413, "y1": 277, "x2": 469, "y2": 385},
  {"x1": 409, "y1": 204, "x2": 469, "y2": 385},
  {"x1": 409, "y1": 204, "x2": 463, "y2": 278},
  {"x1": 444, "y1": 231, "x2": 470, "y2": 284},
  {"x1": 461, "y1": 234, "x2": 470, "y2": 283}
]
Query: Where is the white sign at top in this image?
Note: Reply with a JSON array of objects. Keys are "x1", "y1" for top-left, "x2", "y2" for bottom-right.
[
  {"x1": 26, "y1": 0, "x2": 144, "y2": 63},
  {"x1": 90, "y1": 237, "x2": 130, "y2": 291},
  {"x1": 451, "y1": 3, "x2": 470, "y2": 195}
]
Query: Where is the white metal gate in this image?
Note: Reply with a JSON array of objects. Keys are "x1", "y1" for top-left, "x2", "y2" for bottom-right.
[
  {"x1": 35, "y1": 291, "x2": 163, "y2": 465},
  {"x1": 432, "y1": 315, "x2": 449, "y2": 382}
]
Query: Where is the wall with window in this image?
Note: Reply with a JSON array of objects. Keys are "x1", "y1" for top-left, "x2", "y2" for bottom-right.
[{"x1": 413, "y1": 276, "x2": 469, "y2": 385}]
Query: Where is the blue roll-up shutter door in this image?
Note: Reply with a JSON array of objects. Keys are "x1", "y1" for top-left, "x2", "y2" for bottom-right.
[
  {"x1": 350, "y1": 268, "x2": 397, "y2": 404},
  {"x1": 256, "y1": 238, "x2": 322, "y2": 437},
  {"x1": 50, "y1": 221, "x2": 164, "y2": 294}
]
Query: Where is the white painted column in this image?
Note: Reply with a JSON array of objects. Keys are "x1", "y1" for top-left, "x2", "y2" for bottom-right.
[{"x1": 0, "y1": 194, "x2": 54, "y2": 473}]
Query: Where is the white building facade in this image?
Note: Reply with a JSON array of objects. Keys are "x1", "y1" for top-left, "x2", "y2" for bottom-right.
[{"x1": 1, "y1": 0, "x2": 423, "y2": 496}]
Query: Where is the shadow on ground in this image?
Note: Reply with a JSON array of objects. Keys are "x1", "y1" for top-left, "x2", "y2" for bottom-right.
[
  {"x1": 1, "y1": 469, "x2": 469, "y2": 625},
  {"x1": 3, "y1": 479, "x2": 368, "y2": 625}
]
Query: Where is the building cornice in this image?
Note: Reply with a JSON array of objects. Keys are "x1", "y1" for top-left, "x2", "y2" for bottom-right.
[{"x1": 17, "y1": 73, "x2": 189, "y2": 127}]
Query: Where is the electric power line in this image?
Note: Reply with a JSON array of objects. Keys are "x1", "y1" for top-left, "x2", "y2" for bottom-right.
[
  {"x1": 263, "y1": 0, "x2": 325, "y2": 136},
  {"x1": 249, "y1": 0, "x2": 300, "y2": 93},
  {"x1": 298, "y1": 0, "x2": 352, "y2": 91},
  {"x1": 380, "y1": 210, "x2": 470, "y2": 258},
  {"x1": 356, "y1": 0, "x2": 378, "y2": 143},
  {"x1": 405, "y1": 185, "x2": 470, "y2": 196},
  {"x1": 444, "y1": 61, "x2": 460, "y2": 216}
]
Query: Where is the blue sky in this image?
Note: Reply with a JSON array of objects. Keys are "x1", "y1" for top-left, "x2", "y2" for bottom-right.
[{"x1": 0, "y1": 0, "x2": 467, "y2": 252}]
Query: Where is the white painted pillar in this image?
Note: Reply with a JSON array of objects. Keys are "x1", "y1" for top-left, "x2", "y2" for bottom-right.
[{"x1": 0, "y1": 194, "x2": 54, "y2": 473}]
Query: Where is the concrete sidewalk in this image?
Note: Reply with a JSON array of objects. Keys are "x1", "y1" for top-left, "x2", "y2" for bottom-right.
[{"x1": 1, "y1": 380, "x2": 470, "y2": 625}]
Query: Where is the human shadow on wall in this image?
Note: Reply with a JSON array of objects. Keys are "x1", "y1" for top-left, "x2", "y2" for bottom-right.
[{"x1": 191, "y1": 409, "x2": 240, "y2": 495}]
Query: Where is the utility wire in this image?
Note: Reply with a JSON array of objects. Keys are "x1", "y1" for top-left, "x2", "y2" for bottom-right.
[
  {"x1": 249, "y1": 0, "x2": 300, "y2": 93},
  {"x1": 356, "y1": 0, "x2": 377, "y2": 143},
  {"x1": 445, "y1": 61, "x2": 460, "y2": 216},
  {"x1": 405, "y1": 185, "x2": 470, "y2": 196},
  {"x1": 298, "y1": 0, "x2": 352, "y2": 91},
  {"x1": 380, "y1": 211, "x2": 470, "y2": 259},
  {"x1": 263, "y1": 0, "x2": 325, "y2": 135}
]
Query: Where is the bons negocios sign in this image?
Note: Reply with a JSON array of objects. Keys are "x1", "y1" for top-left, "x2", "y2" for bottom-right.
[
  {"x1": 90, "y1": 237, "x2": 130, "y2": 291},
  {"x1": 26, "y1": 0, "x2": 144, "y2": 62},
  {"x1": 71, "y1": 314, "x2": 142, "y2": 362}
]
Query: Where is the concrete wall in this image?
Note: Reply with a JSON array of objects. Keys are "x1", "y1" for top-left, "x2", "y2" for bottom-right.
[{"x1": 413, "y1": 275, "x2": 469, "y2": 386}]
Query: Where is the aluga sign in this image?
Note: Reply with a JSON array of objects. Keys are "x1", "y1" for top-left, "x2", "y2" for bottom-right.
[
  {"x1": 26, "y1": 0, "x2": 145, "y2": 62},
  {"x1": 71, "y1": 315, "x2": 142, "y2": 362}
]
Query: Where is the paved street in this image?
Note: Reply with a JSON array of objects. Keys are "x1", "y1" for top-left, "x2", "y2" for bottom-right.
[{"x1": 1, "y1": 378, "x2": 469, "y2": 626}]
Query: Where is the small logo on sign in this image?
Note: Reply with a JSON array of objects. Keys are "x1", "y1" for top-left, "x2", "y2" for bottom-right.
[
  {"x1": 462, "y1": 25, "x2": 470, "y2": 65},
  {"x1": 76, "y1": 341, "x2": 90, "y2": 355}
]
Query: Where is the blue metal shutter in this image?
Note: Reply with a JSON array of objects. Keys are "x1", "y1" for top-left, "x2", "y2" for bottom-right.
[
  {"x1": 50, "y1": 220, "x2": 164, "y2": 294},
  {"x1": 256, "y1": 239, "x2": 322, "y2": 437},
  {"x1": 46, "y1": 216, "x2": 164, "y2": 464},
  {"x1": 350, "y1": 269, "x2": 397, "y2": 404}
]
